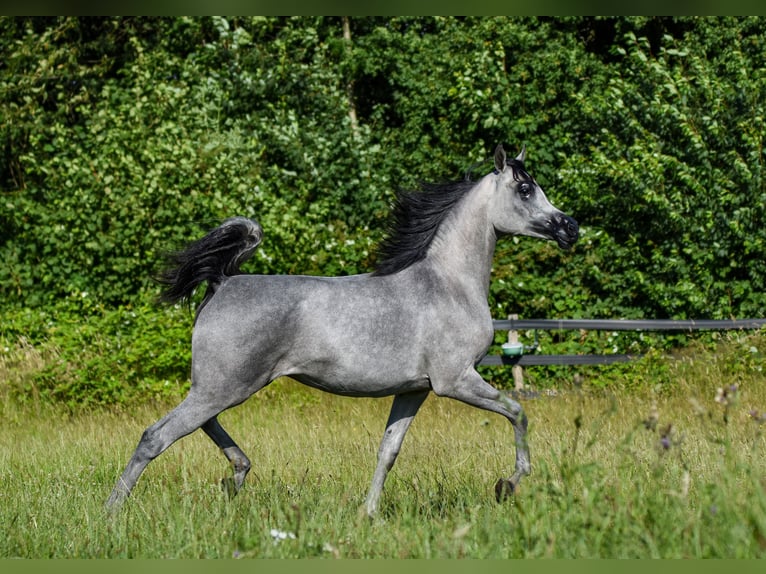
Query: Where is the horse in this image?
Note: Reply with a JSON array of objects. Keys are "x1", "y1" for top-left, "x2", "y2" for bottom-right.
[{"x1": 105, "y1": 144, "x2": 579, "y2": 516}]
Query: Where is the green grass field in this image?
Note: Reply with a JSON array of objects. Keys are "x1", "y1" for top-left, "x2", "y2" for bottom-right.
[{"x1": 2, "y1": 339, "x2": 766, "y2": 558}]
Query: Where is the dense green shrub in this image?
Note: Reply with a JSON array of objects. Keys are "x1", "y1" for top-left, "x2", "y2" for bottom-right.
[
  {"x1": 560, "y1": 19, "x2": 766, "y2": 320},
  {"x1": 0, "y1": 294, "x2": 193, "y2": 408},
  {"x1": 3, "y1": 16, "x2": 765, "y2": 317},
  {"x1": 0, "y1": 16, "x2": 388, "y2": 308}
]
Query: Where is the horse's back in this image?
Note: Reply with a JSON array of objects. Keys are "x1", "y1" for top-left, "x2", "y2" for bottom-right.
[{"x1": 192, "y1": 273, "x2": 361, "y2": 348}]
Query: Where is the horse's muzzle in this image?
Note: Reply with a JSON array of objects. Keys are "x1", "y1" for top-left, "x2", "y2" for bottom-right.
[{"x1": 552, "y1": 214, "x2": 579, "y2": 250}]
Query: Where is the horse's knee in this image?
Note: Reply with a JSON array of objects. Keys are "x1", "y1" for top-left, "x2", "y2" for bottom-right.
[{"x1": 381, "y1": 448, "x2": 401, "y2": 472}]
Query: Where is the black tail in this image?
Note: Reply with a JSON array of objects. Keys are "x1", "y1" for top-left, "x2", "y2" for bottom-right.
[{"x1": 157, "y1": 217, "x2": 263, "y2": 310}]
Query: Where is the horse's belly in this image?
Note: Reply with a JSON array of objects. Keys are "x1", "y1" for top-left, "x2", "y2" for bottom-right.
[{"x1": 286, "y1": 361, "x2": 431, "y2": 398}]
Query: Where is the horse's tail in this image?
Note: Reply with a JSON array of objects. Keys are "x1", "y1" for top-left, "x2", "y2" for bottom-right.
[{"x1": 157, "y1": 216, "x2": 263, "y2": 311}]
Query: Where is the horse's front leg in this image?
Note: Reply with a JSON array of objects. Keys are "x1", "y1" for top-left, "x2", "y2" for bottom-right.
[
  {"x1": 432, "y1": 368, "x2": 530, "y2": 502},
  {"x1": 365, "y1": 390, "x2": 429, "y2": 517}
]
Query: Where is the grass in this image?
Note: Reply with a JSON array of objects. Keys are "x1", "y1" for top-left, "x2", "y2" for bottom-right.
[{"x1": 2, "y1": 335, "x2": 766, "y2": 558}]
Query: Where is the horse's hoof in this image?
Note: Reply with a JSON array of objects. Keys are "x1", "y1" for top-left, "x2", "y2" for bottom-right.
[
  {"x1": 221, "y1": 477, "x2": 238, "y2": 498},
  {"x1": 494, "y1": 478, "x2": 516, "y2": 502}
]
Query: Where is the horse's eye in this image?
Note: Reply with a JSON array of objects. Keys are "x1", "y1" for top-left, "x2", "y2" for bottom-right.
[{"x1": 518, "y1": 183, "x2": 532, "y2": 200}]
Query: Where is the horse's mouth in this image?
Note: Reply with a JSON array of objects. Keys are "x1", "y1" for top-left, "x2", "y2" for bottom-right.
[
  {"x1": 553, "y1": 215, "x2": 579, "y2": 250},
  {"x1": 555, "y1": 235, "x2": 577, "y2": 250}
]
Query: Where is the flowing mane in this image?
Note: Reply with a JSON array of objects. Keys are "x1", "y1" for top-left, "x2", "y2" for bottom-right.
[{"x1": 372, "y1": 179, "x2": 475, "y2": 276}]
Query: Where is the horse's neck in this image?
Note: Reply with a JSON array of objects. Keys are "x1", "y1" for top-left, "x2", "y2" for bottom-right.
[{"x1": 424, "y1": 181, "x2": 497, "y2": 303}]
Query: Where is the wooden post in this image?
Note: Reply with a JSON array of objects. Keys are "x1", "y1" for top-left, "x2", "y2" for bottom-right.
[{"x1": 508, "y1": 314, "x2": 524, "y2": 390}]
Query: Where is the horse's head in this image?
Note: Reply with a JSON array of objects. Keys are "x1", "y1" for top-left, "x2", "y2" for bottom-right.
[{"x1": 489, "y1": 144, "x2": 579, "y2": 250}]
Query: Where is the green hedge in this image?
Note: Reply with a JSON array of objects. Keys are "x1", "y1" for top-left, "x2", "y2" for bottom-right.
[
  {"x1": 3, "y1": 16, "x2": 765, "y2": 318},
  {"x1": 1, "y1": 294, "x2": 193, "y2": 408}
]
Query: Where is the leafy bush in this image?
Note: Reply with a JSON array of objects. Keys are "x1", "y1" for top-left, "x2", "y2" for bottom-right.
[
  {"x1": 1, "y1": 294, "x2": 193, "y2": 408},
  {"x1": 4, "y1": 17, "x2": 765, "y2": 319},
  {"x1": 0, "y1": 16, "x2": 387, "y2": 309},
  {"x1": 560, "y1": 18, "x2": 766, "y2": 320}
]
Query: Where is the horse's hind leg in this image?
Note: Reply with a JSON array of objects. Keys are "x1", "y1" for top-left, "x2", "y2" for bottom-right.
[
  {"x1": 201, "y1": 416, "x2": 251, "y2": 497},
  {"x1": 106, "y1": 393, "x2": 235, "y2": 509}
]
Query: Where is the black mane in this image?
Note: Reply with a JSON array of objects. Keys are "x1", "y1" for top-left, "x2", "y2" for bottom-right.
[{"x1": 372, "y1": 179, "x2": 475, "y2": 276}]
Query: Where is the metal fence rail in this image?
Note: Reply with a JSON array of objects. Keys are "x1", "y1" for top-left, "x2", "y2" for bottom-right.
[
  {"x1": 479, "y1": 318, "x2": 766, "y2": 368},
  {"x1": 480, "y1": 354, "x2": 638, "y2": 366},
  {"x1": 491, "y1": 318, "x2": 766, "y2": 332}
]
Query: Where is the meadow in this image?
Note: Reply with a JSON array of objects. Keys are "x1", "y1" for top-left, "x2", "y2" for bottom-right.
[{"x1": 2, "y1": 335, "x2": 766, "y2": 559}]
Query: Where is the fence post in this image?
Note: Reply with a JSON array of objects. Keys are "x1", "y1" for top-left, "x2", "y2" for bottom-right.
[{"x1": 508, "y1": 314, "x2": 524, "y2": 390}]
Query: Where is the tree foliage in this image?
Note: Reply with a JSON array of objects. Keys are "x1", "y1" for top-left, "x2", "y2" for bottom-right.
[{"x1": 3, "y1": 16, "x2": 765, "y2": 319}]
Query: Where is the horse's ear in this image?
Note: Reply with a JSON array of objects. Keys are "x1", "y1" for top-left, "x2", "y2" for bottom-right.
[
  {"x1": 494, "y1": 144, "x2": 506, "y2": 172},
  {"x1": 515, "y1": 144, "x2": 526, "y2": 164}
]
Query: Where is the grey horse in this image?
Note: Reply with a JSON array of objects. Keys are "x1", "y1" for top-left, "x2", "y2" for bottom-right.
[{"x1": 106, "y1": 144, "x2": 579, "y2": 516}]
